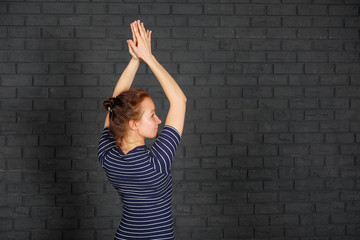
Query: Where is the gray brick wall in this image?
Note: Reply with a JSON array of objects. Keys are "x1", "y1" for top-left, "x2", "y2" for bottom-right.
[{"x1": 0, "y1": 1, "x2": 359, "y2": 239}]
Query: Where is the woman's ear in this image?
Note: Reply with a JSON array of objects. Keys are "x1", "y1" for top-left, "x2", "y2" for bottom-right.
[{"x1": 128, "y1": 119, "x2": 138, "y2": 131}]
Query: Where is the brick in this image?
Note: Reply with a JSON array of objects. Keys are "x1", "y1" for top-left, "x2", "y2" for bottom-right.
[
  {"x1": 176, "y1": 216, "x2": 207, "y2": 226},
  {"x1": 267, "y1": 28, "x2": 296, "y2": 39},
  {"x1": 201, "y1": 157, "x2": 231, "y2": 168},
  {"x1": 301, "y1": 214, "x2": 329, "y2": 225},
  {"x1": 63, "y1": 231, "x2": 93, "y2": 240},
  {"x1": 208, "y1": 216, "x2": 238, "y2": 227},
  {"x1": 305, "y1": 63, "x2": 335, "y2": 74},
  {"x1": 236, "y1": 4, "x2": 265, "y2": 15},
  {"x1": 217, "y1": 168, "x2": 247, "y2": 180},
  {"x1": 156, "y1": 16, "x2": 187, "y2": 26},
  {"x1": 295, "y1": 133, "x2": 324, "y2": 143},
  {"x1": 0, "y1": 195, "x2": 23, "y2": 207},
  {"x1": 274, "y1": 63, "x2": 303, "y2": 74},
  {"x1": 185, "y1": 169, "x2": 216, "y2": 181},
  {"x1": 43, "y1": 27, "x2": 73, "y2": 39},
  {"x1": 314, "y1": 40, "x2": 343, "y2": 51},
  {"x1": 265, "y1": 180, "x2": 293, "y2": 191},
  {"x1": 285, "y1": 203, "x2": 314, "y2": 214},
  {"x1": 255, "y1": 226, "x2": 284, "y2": 237},
  {"x1": 326, "y1": 178, "x2": 355, "y2": 190},
  {"x1": 290, "y1": 98, "x2": 318, "y2": 109},
  {"x1": 259, "y1": 99, "x2": 288, "y2": 109},
  {"x1": 0, "y1": 112, "x2": 16, "y2": 123},
  {"x1": 108, "y1": 3, "x2": 138, "y2": 14},
  {"x1": 249, "y1": 192, "x2": 278, "y2": 203},
  {"x1": 172, "y1": 4, "x2": 202, "y2": 14},
  {"x1": 322, "y1": 121, "x2": 350, "y2": 132},
  {"x1": 220, "y1": 16, "x2": 250, "y2": 27},
  {"x1": 337, "y1": 64, "x2": 360, "y2": 74},
  {"x1": 264, "y1": 133, "x2": 293, "y2": 144},
  {"x1": 0, "y1": 39, "x2": 25, "y2": 50},
  {"x1": 283, "y1": 40, "x2": 312, "y2": 50},
  {"x1": 76, "y1": 3, "x2": 106, "y2": 14},
  {"x1": 267, "y1": 4, "x2": 296, "y2": 15},
  {"x1": 234, "y1": 181, "x2": 263, "y2": 192},
  {"x1": 248, "y1": 144, "x2": 278, "y2": 156},
  {"x1": 217, "y1": 192, "x2": 246, "y2": 203},
  {"x1": 321, "y1": 75, "x2": 349, "y2": 86},
  {"x1": 280, "y1": 144, "x2": 310, "y2": 156},
  {"x1": 299, "y1": 52, "x2": 328, "y2": 63},
  {"x1": 189, "y1": 16, "x2": 219, "y2": 26},
  {"x1": 239, "y1": 215, "x2": 270, "y2": 227},
  {"x1": 314, "y1": 16, "x2": 343, "y2": 28},
  {"x1": 298, "y1": 5, "x2": 327, "y2": 15},
  {"x1": 92, "y1": 16, "x2": 123, "y2": 26},
  {"x1": 217, "y1": 144, "x2": 247, "y2": 156},
  {"x1": 252, "y1": 16, "x2": 281, "y2": 27},
  {"x1": 236, "y1": 51, "x2": 266, "y2": 62},
  {"x1": 14, "y1": 219, "x2": 45, "y2": 230},
  {"x1": 345, "y1": 16, "x2": 360, "y2": 27},
  {"x1": 274, "y1": 86, "x2": 302, "y2": 97},
  {"x1": 173, "y1": 27, "x2": 203, "y2": 39},
  {"x1": 271, "y1": 214, "x2": 299, "y2": 225},
  {"x1": 234, "y1": 158, "x2": 263, "y2": 169},
  {"x1": 329, "y1": 5, "x2": 359, "y2": 15},
  {"x1": 75, "y1": 27, "x2": 106, "y2": 38},
  {"x1": 285, "y1": 225, "x2": 314, "y2": 237},
  {"x1": 0, "y1": 15, "x2": 25, "y2": 26},
  {"x1": 43, "y1": 3, "x2": 74, "y2": 14},
  {"x1": 8, "y1": 51, "x2": 40, "y2": 63},
  {"x1": 192, "y1": 228, "x2": 223, "y2": 240},
  {"x1": 140, "y1": 3, "x2": 170, "y2": 14},
  {"x1": 46, "y1": 218, "x2": 78, "y2": 229},
  {"x1": 206, "y1": 51, "x2": 235, "y2": 63},
  {"x1": 329, "y1": 52, "x2": 358, "y2": 63},
  {"x1": 205, "y1": 4, "x2": 234, "y2": 14},
  {"x1": 316, "y1": 225, "x2": 346, "y2": 236},
  {"x1": 59, "y1": 16, "x2": 90, "y2": 26},
  {"x1": 26, "y1": 39, "x2": 57, "y2": 50}
]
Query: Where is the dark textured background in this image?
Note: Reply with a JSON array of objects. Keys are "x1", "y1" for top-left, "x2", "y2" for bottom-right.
[{"x1": 0, "y1": 0, "x2": 359, "y2": 239}]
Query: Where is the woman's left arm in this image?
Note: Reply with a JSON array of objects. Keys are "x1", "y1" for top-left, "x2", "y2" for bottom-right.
[{"x1": 104, "y1": 21, "x2": 145, "y2": 127}]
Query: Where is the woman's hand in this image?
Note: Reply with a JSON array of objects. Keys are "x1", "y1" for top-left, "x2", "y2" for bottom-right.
[
  {"x1": 128, "y1": 21, "x2": 140, "y2": 60},
  {"x1": 127, "y1": 20, "x2": 153, "y2": 63}
]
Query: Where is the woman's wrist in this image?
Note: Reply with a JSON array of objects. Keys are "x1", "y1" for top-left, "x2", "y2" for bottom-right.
[
  {"x1": 143, "y1": 54, "x2": 156, "y2": 65},
  {"x1": 131, "y1": 57, "x2": 141, "y2": 62}
]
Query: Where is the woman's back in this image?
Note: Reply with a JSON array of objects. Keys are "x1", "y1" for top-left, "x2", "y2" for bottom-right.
[{"x1": 98, "y1": 125, "x2": 181, "y2": 240}]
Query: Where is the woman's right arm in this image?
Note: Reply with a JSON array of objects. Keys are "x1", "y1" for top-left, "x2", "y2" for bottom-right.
[
  {"x1": 104, "y1": 21, "x2": 144, "y2": 128},
  {"x1": 128, "y1": 21, "x2": 187, "y2": 135}
]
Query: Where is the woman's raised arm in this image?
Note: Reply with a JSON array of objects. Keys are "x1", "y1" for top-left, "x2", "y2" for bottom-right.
[
  {"x1": 127, "y1": 21, "x2": 187, "y2": 135},
  {"x1": 104, "y1": 21, "x2": 145, "y2": 127}
]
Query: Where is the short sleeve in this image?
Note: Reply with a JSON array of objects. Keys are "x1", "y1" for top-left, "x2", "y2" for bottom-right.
[
  {"x1": 98, "y1": 127, "x2": 117, "y2": 166},
  {"x1": 149, "y1": 125, "x2": 181, "y2": 174}
]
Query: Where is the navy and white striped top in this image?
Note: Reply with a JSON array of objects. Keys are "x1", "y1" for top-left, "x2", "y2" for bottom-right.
[{"x1": 98, "y1": 125, "x2": 181, "y2": 240}]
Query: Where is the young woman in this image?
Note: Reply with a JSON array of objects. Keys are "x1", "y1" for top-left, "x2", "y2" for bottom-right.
[{"x1": 98, "y1": 20, "x2": 186, "y2": 240}]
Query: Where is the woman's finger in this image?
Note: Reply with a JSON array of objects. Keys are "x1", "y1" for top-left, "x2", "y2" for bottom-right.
[
  {"x1": 133, "y1": 20, "x2": 141, "y2": 39},
  {"x1": 127, "y1": 40, "x2": 139, "y2": 60},
  {"x1": 148, "y1": 30, "x2": 152, "y2": 47},
  {"x1": 138, "y1": 21, "x2": 146, "y2": 38},
  {"x1": 130, "y1": 22, "x2": 137, "y2": 45},
  {"x1": 131, "y1": 22, "x2": 135, "y2": 40}
]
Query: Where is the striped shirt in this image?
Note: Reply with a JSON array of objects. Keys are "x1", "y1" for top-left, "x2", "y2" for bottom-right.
[{"x1": 98, "y1": 125, "x2": 181, "y2": 240}]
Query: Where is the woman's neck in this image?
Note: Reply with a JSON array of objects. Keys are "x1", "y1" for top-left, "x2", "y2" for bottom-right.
[{"x1": 120, "y1": 136, "x2": 145, "y2": 155}]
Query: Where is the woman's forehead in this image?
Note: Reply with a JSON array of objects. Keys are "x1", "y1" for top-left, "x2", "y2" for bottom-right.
[{"x1": 141, "y1": 97, "x2": 155, "y2": 111}]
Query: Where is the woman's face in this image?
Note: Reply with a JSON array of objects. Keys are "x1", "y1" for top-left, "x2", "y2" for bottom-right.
[{"x1": 136, "y1": 97, "x2": 162, "y2": 139}]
